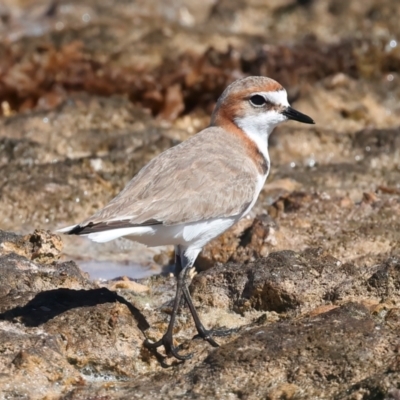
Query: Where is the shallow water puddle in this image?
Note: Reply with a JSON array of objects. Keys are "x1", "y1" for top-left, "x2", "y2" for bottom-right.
[
  {"x1": 77, "y1": 259, "x2": 161, "y2": 281},
  {"x1": 60, "y1": 234, "x2": 168, "y2": 281}
]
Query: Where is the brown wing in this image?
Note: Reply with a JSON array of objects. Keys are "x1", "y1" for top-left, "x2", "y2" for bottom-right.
[{"x1": 78, "y1": 127, "x2": 260, "y2": 230}]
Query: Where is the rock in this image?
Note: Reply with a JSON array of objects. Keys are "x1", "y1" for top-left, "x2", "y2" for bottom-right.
[
  {"x1": 0, "y1": 322, "x2": 83, "y2": 398},
  {"x1": 1, "y1": 229, "x2": 400, "y2": 399},
  {"x1": 367, "y1": 257, "x2": 400, "y2": 303},
  {"x1": 60, "y1": 302, "x2": 400, "y2": 399},
  {"x1": 185, "y1": 302, "x2": 400, "y2": 400},
  {"x1": 191, "y1": 248, "x2": 361, "y2": 314},
  {"x1": 0, "y1": 231, "x2": 93, "y2": 314},
  {"x1": 109, "y1": 277, "x2": 150, "y2": 293},
  {"x1": 1, "y1": 229, "x2": 63, "y2": 264},
  {"x1": 0, "y1": 230, "x2": 153, "y2": 398}
]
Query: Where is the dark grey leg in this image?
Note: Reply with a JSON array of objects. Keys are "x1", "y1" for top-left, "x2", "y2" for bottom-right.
[
  {"x1": 144, "y1": 252, "x2": 193, "y2": 360},
  {"x1": 178, "y1": 248, "x2": 223, "y2": 346},
  {"x1": 180, "y1": 249, "x2": 238, "y2": 343},
  {"x1": 145, "y1": 247, "x2": 235, "y2": 360},
  {"x1": 181, "y1": 281, "x2": 219, "y2": 347}
]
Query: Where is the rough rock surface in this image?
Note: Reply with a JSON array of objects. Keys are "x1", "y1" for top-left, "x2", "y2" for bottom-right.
[{"x1": 1, "y1": 231, "x2": 400, "y2": 399}]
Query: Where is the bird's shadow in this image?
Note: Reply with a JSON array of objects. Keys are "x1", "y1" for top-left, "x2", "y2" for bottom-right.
[
  {"x1": 0, "y1": 287, "x2": 150, "y2": 332},
  {"x1": 0, "y1": 287, "x2": 190, "y2": 367}
]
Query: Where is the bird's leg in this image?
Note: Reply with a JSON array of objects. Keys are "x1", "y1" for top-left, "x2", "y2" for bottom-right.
[
  {"x1": 177, "y1": 249, "x2": 233, "y2": 347},
  {"x1": 181, "y1": 278, "x2": 219, "y2": 347},
  {"x1": 144, "y1": 253, "x2": 192, "y2": 360},
  {"x1": 182, "y1": 270, "x2": 237, "y2": 342},
  {"x1": 174, "y1": 251, "x2": 183, "y2": 277},
  {"x1": 179, "y1": 250, "x2": 239, "y2": 343}
]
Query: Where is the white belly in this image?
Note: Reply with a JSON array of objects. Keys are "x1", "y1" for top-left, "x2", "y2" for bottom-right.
[{"x1": 86, "y1": 216, "x2": 238, "y2": 250}]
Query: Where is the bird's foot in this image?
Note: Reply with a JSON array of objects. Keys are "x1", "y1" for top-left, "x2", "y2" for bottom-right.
[{"x1": 144, "y1": 334, "x2": 193, "y2": 361}]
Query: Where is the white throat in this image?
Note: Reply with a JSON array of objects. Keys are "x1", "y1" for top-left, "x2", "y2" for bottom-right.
[
  {"x1": 234, "y1": 89, "x2": 289, "y2": 168},
  {"x1": 234, "y1": 110, "x2": 285, "y2": 172}
]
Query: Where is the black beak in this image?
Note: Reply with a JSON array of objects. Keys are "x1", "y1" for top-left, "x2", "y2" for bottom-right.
[{"x1": 282, "y1": 106, "x2": 315, "y2": 124}]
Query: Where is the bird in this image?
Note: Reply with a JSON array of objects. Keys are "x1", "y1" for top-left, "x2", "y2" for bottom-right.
[{"x1": 58, "y1": 76, "x2": 315, "y2": 360}]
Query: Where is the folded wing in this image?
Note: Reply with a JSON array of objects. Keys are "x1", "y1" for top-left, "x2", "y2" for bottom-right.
[{"x1": 65, "y1": 127, "x2": 260, "y2": 234}]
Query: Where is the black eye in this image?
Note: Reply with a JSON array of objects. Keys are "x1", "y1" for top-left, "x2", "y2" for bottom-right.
[{"x1": 249, "y1": 95, "x2": 266, "y2": 107}]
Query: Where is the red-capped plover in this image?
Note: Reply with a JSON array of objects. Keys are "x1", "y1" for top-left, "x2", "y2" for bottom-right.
[{"x1": 59, "y1": 76, "x2": 315, "y2": 360}]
